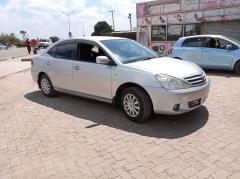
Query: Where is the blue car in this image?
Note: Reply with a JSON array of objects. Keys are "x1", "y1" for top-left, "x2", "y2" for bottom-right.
[
  {"x1": 0, "y1": 43, "x2": 8, "y2": 50},
  {"x1": 171, "y1": 35, "x2": 240, "y2": 74}
]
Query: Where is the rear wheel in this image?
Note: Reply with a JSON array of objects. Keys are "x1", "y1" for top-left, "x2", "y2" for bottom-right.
[
  {"x1": 39, "y1": 74, "x2": 56, "y2": 97},
  {"x1": 121, "y1": 87, "x2": 152, "y2": 122},
  {"x1": 234, "y1": 61, "x2": 240, "y2": 75}
]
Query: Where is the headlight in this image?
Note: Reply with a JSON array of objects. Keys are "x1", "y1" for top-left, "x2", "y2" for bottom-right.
[{"x1": 156, "y1": 74, "x2": 191, "y2": 90}]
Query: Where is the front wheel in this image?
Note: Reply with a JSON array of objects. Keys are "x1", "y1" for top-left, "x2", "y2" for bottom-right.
[
  {"x1": 39, "y1": 74, "x2": 56, "y2": 97},
  {"x1": 121, "y1": 87, "x2": 152, "y2": 122},
  {"x1": 234, "y1": 61, "x2": 240, "y2": 75}
]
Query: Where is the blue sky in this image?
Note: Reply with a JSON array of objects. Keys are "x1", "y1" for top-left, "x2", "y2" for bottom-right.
[
  {"x1": 0, "y1": 0, "x2": 8, "y2": 5},
  {"x1": 0, "y1": 0, "x2": 147, "y2": 39}
]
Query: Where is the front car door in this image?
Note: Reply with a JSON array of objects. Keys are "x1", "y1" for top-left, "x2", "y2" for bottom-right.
[
  {"x1": 46, "y1": 43, "x2": 75, "y2": 90},
  {"x1": 72, "y1": 41, "x2": 112, "y2": 100},
  {"x1": 202, "y1": 37, "x2": 235, "y2": 70},
  {"x1": 181, "y1": 37, "x2": 205, "y2": 66}
]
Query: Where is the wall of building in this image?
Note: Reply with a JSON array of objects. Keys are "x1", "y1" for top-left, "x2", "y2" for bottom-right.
[{"x1": 136, "y1": 0, "x2": 240, "y2": 55}]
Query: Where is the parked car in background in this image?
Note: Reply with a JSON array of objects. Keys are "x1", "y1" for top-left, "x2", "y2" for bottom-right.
[
  {"x1": 32, "y1": 37, "x2": 210, "y2": 122},
  {"x1": 38, "y1": 39, "x2": 52, "y2": 49},
  {"x1": 171, "y1": 35, "x2": 240, "y2": 74},
  {"x1": 0, "y1": 43, "x2": 8, "y2": 50}
]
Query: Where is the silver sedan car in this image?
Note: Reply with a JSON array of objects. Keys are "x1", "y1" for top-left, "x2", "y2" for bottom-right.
[
  {"x1": 31, "y1": 37, "x2": 210, "y2": 122},
  {"x1": 172, "y1": 35, "x2": 240, "y2": 74}
]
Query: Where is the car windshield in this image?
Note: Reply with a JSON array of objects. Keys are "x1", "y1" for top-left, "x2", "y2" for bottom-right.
[{"x1": 101, "y1": 39, "x2": 159, "y2": 63}]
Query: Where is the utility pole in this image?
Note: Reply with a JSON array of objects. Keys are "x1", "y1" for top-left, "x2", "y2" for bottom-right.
[
  {"x1": 80, "y1": 21, "x2": 86, "y2": 37},
  {"x1": 109, "y1": 10, "x2": 115, "y2": 31},
  {"x1": 128, "y1": 13, "x2": 132, "y2": 31},
  {"x1": 62, "y1": 11, "x2": 74, "y2": 38}
]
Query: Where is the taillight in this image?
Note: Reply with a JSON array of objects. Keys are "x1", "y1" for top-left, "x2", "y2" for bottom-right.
[{"x1": 168, "y1": 48, "x2": 173, "y2": 55}]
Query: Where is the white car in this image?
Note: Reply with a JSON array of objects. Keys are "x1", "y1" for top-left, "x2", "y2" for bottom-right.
[
  {"x1": 31, "y1": 37, "x2": 210, "y2": 122},
  {"x1": 38, "y1": 39, "x2": 52, "y2": 49}
]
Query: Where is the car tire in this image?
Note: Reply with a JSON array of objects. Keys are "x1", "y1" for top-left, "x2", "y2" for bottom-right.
[
  {"x1": 121, "y1": 87, "x2": 152, "y2": 122},
  {"x1": 39, "y1": 74, "x2": 56, "y2": 97},
  {"x1": 174, "y1": 57, "x2": 182, "y2": 60},
  {"x1": 234, "y1": 61, "x2": 240, "y2": 75}
]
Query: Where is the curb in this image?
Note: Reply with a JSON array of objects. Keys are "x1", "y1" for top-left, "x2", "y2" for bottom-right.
[
  {"x1": 0, "y1": 68, "x2": 31, "y2": 80},
  {"x1": 21, "y1": 58, "x2": 32, "y2": 62}
]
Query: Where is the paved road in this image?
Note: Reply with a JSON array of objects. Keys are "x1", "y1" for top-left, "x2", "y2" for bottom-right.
[
  {"x1": 0, "y1": 47, "x2": 42, "y2": 61},
  {"x1": 0, "y1": 70, "x2": 240, "y2": 178},
  {"x1": 0, "y1": 59, "x2": 31, "y2": 78}
]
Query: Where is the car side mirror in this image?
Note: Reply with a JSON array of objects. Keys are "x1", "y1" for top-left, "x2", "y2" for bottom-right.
[
  {"x1": 96, "y1": 56, "x2": 111, "y2": 65},
  {"x1": 226, "y1": 44, "x2": 232, "y2": 50}
]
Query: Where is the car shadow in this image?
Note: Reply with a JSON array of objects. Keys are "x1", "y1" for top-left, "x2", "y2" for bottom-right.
[
  {"x1": 205, "y1": 69, "x2": 239, "y2": 78},
  {"x1": 24, "y1": 91, "x2": 209, "y2": 139}
]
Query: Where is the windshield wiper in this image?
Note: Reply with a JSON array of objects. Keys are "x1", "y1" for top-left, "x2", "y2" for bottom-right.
[
  {"x1": 123, "y1": 56, "x2": 157, "y2": 64},
  {"x1": 142, "y1": 57, "x2": 157, "y2": 61}
]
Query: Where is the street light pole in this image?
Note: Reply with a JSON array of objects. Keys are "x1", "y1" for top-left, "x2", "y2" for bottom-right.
[
  {"x1": 62, "y1": 11, "x2": 74, "y2": 38},
  {"x1": 128, "y1": 13, "x2": 132, "y2": 31},
  {"x1": 109, "y1": 10, "x2": 115, "y2": 31},
  {"x1": 79, "y1": 21, "x2": 86, "y2": 37}
]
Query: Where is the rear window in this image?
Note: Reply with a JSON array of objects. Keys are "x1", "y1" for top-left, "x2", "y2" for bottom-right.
[{"x1": 182, "y1": 38, "x2": 204, "y2": 47}]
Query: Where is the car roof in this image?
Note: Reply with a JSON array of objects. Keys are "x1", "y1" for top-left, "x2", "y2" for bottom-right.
[
  {"x1": 180, "y1": 34, "x2": 227, "y2": 40},
  {"x1": 57, "y1": 36, "x2": 126, "y2": 44}
]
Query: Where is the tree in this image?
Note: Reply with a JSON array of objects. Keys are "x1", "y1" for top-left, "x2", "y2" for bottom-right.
[
  {"x1": 91, "y1": 21, "x2": 113, "y2": 36},
  {"x1": 20, "y1": 30, "x2": 27, "y2": 39},
  {"x1": 49, "y1": 36, "x2": 60, "y2": 43},
  {"x1": 0, "y1": 33, "x2": 23, "y2": 46}
]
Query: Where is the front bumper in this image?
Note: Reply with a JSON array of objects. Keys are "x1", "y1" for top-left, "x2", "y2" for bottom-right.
[
  {"x1": 31, "y1": 68, "x2": 38, "y2": 84},
  {"x1": 145, "y1": 81, "x2": 210, "y2": 115}
]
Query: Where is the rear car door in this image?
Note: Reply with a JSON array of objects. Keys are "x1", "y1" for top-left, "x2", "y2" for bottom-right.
[
  {"x1": 180, "y1": 37, "x2": 204, "y2": 66},
  {"x1": 72, "y1": 41, "x2": 112, "y2": 100},
  {"x1": 46, "y1": 43, "x2": 76, "y2": 90},
  {"x1": 202, "y1": 37, "x2": 235, "y2": 69}
]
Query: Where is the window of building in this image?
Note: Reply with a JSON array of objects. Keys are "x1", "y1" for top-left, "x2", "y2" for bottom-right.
[
  {"x1": 151, "y1": 26, "x2": 166, "y2": 41},
  {"x1": 167, "y1": 24, "x2": 183, "y2": 41},
  {"x1": 184, "y1": 24, "x2": 202, "y2": 36}
]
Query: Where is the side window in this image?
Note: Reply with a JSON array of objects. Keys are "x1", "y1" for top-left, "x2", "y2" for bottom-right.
[
  {"x1": 77, "y1": 43, "x2": 107, "y2": 63},
  {"x1": 182, "y1": 38, "x2": 204, "y2": 47},
  {"x1": 47, "y1": 46, "x2": 57, "y2": 57},
  {"x1": 205, "y1": 38, "x2": 218, "y2": 48},
  {"x1": 216, "y1": 38, "x2": 237, "y2": 50},
  {"x1": 55, "y1": 43, "x2": 76, "y2": 59}
]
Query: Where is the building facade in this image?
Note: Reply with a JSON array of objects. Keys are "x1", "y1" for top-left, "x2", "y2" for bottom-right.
[{"x1": 136, "y1": 0, "x2": 240, "y2": 56}]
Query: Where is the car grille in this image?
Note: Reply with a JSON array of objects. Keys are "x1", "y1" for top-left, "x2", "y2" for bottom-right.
[
  {"x1": 188, "y1": 99, "x2": 201, "y2": 108},
  {"x1": 184, "y1": 73, "x2": 206, "y2": 87}
]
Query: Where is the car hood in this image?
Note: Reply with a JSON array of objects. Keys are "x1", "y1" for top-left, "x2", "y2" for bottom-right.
[{"x1": 126, "y1": 57, "x2": 203, "y2": 79}]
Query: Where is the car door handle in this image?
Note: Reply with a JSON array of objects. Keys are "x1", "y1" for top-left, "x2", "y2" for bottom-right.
[
  {"x1": 73, "y1": 65, "x2": 80, "y2": 70},
  {"x1": 46, "y1": 62, "x2": 51, "y2": 65},
  {"x1": 204, "y1": 50, "x2": 210, "y2": 52}
]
